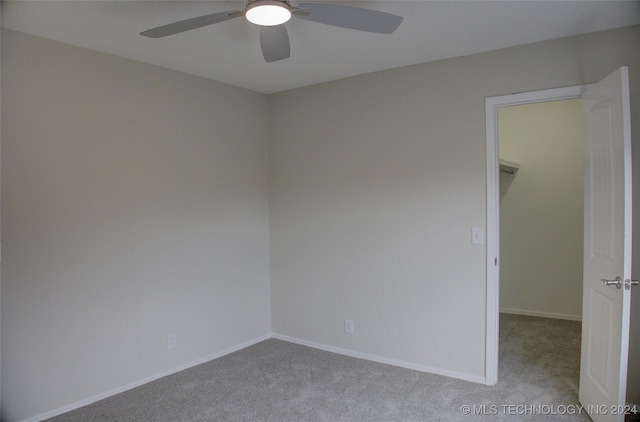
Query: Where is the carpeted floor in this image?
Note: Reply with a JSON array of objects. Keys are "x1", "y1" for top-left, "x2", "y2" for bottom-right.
[{"x1": 47, "y1": 314, "x2": 591, "y2": 421}]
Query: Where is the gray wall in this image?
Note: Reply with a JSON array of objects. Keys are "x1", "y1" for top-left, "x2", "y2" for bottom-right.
[
  {"x1": 269, "y1": 24, "x2": 640, "y2": 387},
  {"x1": 1, "y1": 30, "x2": 271, "y2": 421}
]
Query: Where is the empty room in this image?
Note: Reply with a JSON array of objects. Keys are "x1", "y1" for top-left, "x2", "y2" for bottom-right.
[{"x1": 1, "y1": 1, "x2": 640, "y2": 421}]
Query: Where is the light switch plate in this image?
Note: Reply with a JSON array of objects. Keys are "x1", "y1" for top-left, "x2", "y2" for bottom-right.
[{"x1": 344, "y1": 319, "x2": 353, "y2": 335}]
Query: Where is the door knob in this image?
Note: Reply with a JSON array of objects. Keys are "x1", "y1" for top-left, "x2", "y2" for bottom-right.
[
  {"x1": 601, "y1": 276, "x2": 622, "y2": 289},
  {"x1": 625, "y1": 279, "x2": 639, "y2": 290}
]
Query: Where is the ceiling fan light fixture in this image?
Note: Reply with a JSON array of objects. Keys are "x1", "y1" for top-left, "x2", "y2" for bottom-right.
[{"x1": 245, "y1": 1, "x2": 292, "y2": 26}]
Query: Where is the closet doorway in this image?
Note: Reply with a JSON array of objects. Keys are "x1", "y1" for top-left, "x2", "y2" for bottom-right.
[
  {"x1": 498, "y1": 98, "x2": 584, "y2": 321},
  {"x1": 487, "y1": 70, "x2": 637, "y2": 418},
  {"x1": 484, "y1": 85, "x2": 584, "y2": 384}
]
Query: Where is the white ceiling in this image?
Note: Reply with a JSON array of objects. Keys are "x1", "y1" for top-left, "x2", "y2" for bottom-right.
[{"x1": 3, "y1": 1, "x2": 640, "y2": 94}]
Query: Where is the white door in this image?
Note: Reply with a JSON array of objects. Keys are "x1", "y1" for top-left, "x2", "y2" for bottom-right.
[{"x1": 579, "y1": 67, "x2": 634, "y2": 422}]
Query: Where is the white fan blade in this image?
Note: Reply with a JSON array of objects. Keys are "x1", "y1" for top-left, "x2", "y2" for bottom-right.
[
  {"x1": 140, "y1": 11, "x2": 241, "y2": 38},
  {"x1": 260, "y1": 25, "x2": 291, "y2": 62},
  {"x1": 297, "y1": 3, "x2": 402, "y2": 34}
]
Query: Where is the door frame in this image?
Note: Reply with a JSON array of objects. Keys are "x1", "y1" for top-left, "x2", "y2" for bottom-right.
[{"x1": 485, "y1": 85, "x2": 584, "y2": 385}]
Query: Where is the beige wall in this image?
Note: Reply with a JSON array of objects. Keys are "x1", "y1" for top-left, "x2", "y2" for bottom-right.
[
  {"x1": 499, "y1": 99, "x2": 583, "y2": 320},
  {"x1": 1, "y1": 30, "x2": 271, "y2": 421},
  {"x1": 269, "y1": 25, "x2": 640, "y2": 384}
]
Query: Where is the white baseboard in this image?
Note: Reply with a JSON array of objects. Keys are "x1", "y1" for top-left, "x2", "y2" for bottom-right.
[
  {"x1": 271, "y1": 333, "x2": 486, "y2": 385},
  {"x1": 23, "y1": 334, "x2": 272, "y2": 422},
  {"x1": 500, "y1": 307, "x2": 582, "y2": 321}
]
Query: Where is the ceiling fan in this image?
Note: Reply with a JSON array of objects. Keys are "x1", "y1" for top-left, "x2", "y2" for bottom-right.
[{"x1": 140, "y1": 0, "x2": 403, "y2": 63}]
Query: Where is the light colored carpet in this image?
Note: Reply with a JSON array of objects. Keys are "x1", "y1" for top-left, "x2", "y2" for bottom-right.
[{"x1": 46, "y1": 314, "x2": 588, "y2": 421}]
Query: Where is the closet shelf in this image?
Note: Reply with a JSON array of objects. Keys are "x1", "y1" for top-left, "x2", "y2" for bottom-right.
[{"x1": 499, "y1": 159, "x2": 520, "y2": 175}]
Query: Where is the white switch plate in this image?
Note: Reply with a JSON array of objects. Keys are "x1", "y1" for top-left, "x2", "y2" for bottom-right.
[
  {"x1": 344, "y1": 319, "x2": 354, "y2": 335},
  {"x1": 168, "y1": 333, "x2": 177, "y2": 349},
  {"x1": 472, "y1": 227, "x2": 484, "y2": 245}
]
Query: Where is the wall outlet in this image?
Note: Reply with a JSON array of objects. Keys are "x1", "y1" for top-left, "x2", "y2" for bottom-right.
[
  {"x1": 344, "y1": 319, "x2": 354, "y2": 335},
  {"x1": 168, "y1": 333, "x2": 177, "y2": 349}
]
